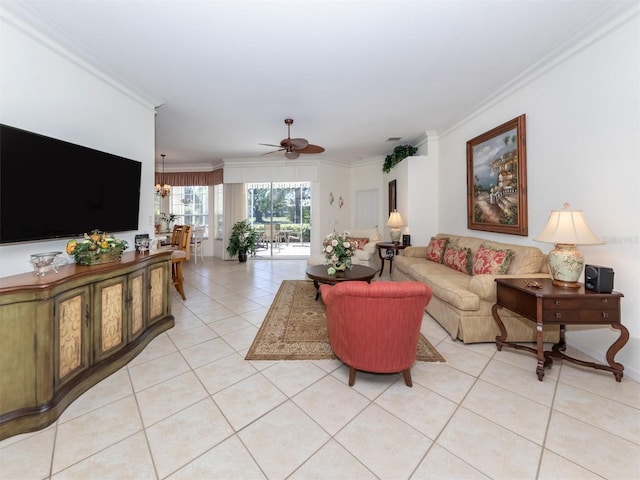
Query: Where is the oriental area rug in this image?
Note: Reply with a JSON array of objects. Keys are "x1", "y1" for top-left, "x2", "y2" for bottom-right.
[{"x1": 245, "y1": 280, "x2": 445, "y2": 362}]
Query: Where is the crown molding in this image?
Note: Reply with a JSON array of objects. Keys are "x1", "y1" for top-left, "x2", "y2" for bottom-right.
[{"x1": 0, "y1": 4, "x2": 161, "y2": 110}]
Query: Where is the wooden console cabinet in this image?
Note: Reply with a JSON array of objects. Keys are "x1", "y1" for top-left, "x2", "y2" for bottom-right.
[{"x1": 0, "y1": 251, "x2": 174, "y2": 440}]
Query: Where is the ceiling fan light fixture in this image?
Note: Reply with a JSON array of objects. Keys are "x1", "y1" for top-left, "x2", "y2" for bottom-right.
[
  {"x1": 290, "y1": 138, "x2": 309, "y2": 149},
  {"x1": 260, "y1": 118, "x2": 324, "y2": 159}
]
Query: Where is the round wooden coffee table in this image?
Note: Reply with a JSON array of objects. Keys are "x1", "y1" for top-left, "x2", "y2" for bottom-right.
[{"x1": 305, "y1": 264, "x2": 377, "y2": 300}]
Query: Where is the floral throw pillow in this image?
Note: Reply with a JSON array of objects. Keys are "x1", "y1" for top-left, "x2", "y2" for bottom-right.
[
  {"x1": 443, "y1": 244, "x2": 472, "y2": 274},
  {"x1": 348, "y1": 237, "x2": 369, "y2": 250},
  {"x1": 472, "y1": 244, "x2": 515, "y2": 275},
  {"x1": 425, "y1": 237, "x2": 449, "y2": 263}
]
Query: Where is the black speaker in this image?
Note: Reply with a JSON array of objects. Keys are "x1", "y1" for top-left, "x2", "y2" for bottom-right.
[
  {"x1": 584, "y1": 265, "x2": 614, "y2": 293},
  {"x1": 402, "y1": 234, "x2": 411, "y2": 246}
]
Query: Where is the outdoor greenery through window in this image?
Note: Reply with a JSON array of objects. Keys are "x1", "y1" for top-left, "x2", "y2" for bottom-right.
[
  {"x1": 170, "y1": 186, "x2": 209, "y2": 236},
  {"x1": 247, "y1": 182, "x2": 310, "y2": 252}
]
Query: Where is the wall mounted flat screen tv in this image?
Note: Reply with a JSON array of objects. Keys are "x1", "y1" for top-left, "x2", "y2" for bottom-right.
[{"x1": 0, "y1": 123, "x2": 141, "y2": 244}]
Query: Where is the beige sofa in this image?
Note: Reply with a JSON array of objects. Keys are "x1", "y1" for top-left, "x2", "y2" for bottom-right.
[
  {"x1": 391, "y1": 233, "x2": 559, "y2": 343},
  {"x1": 307, "y1": 227, "x2": 382, "y2": 269}
]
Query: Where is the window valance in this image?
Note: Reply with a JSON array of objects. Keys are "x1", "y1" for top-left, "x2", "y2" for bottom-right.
[{"x1": 155, "y1": 169, "x2": 223, "y2": 186}]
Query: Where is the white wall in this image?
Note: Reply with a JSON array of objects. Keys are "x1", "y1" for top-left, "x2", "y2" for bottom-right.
[
  {"x1": 436, "y1": 13, "x2": 640, "y2": 378},
  {"x1": 387, "y1": 152, "x2": 439, "y2": 246},
  {"x1": 0, "y1": 8, "x2": 157, "y2": 277}
]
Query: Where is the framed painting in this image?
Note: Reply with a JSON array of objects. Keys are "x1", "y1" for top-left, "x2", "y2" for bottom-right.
[
  {"x1": 466, "y1": 114, "x2": 528, "y2": 236},
  {"x1": 388, "y1": 179, "x2": 397, "y2": 215}
]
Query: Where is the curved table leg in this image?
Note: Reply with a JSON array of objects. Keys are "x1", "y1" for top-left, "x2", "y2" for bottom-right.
[
  {"x1": 377, "y1": 248, "x2": 385, "y2": 277},
  {"x1": 547, "y1": 323, "x2": 628, "y2": 382},
  {"x1": 493, "y1": 303, "x2": 548, "y2": 379},
  {"x1": 607, "y1": 324, "x2": 629, "y2": 382},
  {"x1": 492, "y1": 304, "x2": 508, "y2": 350}
]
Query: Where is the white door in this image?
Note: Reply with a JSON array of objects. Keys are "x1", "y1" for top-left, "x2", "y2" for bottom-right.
[{"x1": 355, "y1": 189, "x2": 378, "y2": 228}]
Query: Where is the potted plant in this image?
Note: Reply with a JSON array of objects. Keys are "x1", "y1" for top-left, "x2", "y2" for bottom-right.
[
  {"x1": 159, "y1": 212, "x2": 178, "y2": 232},
  {"x1": 227, "y1": 219, "x2": 258, "y2": 262}
]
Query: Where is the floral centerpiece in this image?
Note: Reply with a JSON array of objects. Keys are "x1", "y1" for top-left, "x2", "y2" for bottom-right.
[
  {"x1": 322, "y1": 231, "x2": 356, "y2": 275},
  {"x1": 66, "y1": 230, "x2": 128, "y2": 266}
]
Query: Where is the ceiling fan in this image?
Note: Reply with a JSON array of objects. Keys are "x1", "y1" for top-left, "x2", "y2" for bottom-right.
[{"x1": 260, "y1": 118, "x2": 325, "y2": 159}]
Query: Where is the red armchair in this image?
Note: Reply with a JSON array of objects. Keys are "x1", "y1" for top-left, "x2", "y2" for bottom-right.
[{"x1": 319, "y1": 281, "x2": 432, "y2": 387}]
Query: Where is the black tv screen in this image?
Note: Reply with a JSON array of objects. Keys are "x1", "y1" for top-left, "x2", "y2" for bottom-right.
[{"x1": 0, "y1": 123, "x2": 141, "y2": 244}]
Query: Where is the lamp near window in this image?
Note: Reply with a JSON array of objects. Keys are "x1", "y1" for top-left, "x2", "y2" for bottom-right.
[
  {"x1": 386, "y1": 209, "x2": 405, "y2": 244},
  {"x1": 155, "y1": 154, "x2": 171, "y2": 197},
  {"x1": 533, "y1": 203, "x2": 604, "y2": 288}
]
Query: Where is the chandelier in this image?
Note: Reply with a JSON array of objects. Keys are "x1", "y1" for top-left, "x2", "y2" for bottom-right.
[{"x1": 155, "y1": 153, "x2": 171, "y2": 197}]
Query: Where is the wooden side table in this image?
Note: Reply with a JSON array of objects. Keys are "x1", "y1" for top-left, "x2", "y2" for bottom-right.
[
  {"x1": 492, "y1": 277, "x2": 628, "y2": 382},
  {"x1": 375, "y1": 242, "x2": 409, "y2": 277},
  {"x1": 305, "y1": 264, "x2": 377, "y2": 300}
]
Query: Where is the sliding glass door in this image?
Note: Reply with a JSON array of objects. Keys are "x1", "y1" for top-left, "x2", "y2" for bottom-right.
[{"x1": 247, "y1": 182, "x2": 311, "y2": 259}]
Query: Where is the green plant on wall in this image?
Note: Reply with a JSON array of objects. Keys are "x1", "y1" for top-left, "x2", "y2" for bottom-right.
[{"x1": 382, "y1": 144, "x2": 418, "y2": 173}]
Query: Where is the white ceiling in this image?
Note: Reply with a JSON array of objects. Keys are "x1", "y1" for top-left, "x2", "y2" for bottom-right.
[{"x1": 4, "y1": 0, "x2": 638, "y2": 168}]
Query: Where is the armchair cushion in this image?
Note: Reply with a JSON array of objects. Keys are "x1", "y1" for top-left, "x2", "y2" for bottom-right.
[{"x1": 319, "y1": 281, "x2": 432, "y2": 386}]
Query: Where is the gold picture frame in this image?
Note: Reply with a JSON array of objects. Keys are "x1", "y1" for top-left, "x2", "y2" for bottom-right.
[{"x1": 466, "y1": 114, "x2": 528, "y2": 236}]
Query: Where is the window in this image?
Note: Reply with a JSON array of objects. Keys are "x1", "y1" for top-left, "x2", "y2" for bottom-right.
[
  {"x1": 169, "y1": 186, "x2": 209, "y2": 236},
  {"x1": 247, "y1": 182, "x2": 310, "y2": 258}
]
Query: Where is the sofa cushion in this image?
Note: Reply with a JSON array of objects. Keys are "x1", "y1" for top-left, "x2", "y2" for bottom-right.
[
  {"x1": 347, "y1": 227, "x2": 381, "y2": 242},
  {"x1": 443, "y1": 244, "x2": 472, "y2": 274},
  {"x1": 425, "y1": 237, "x2": 448, "y2": 263},
  {"x1": 472, "y1": 243, "x2": 514, "y2": 275},
  {"x1": 403, "y1": 262, "x2": 479, "y2": 310},
  {"x1": 353, "y1": 248, "x2": 373, "y2": 262},
  {"x1": 439, "y1": 233, "x2": 546, "y2": 275},
  {"x1": 348, "y1": 236, "x2": 370, "y2": 250},
  {"x1": 504, "y1": 244, "x2": 545, "y2": 274}
]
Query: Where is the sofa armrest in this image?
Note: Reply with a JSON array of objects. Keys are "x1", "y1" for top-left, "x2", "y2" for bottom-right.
[
  {"x1": 469, "y1": 273, "x2": 551, "y2": 302},
  {"x1": 404, "y1": 246, "x2": 428, "y2": 258},
  {"x1": 361, "y1": 241, "x2": 377, "y2": 256}
]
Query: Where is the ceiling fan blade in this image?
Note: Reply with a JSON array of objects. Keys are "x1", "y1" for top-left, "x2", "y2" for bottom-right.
[
  {"x1": 289, "y1": 138, "x2": 309, "y2": 149},
  {"x1": 297, "y1": 144, "x2": 325, "y2": 154},
  {"x1": 264, "y1": 119, "x2": 317, "y2": 159},
  {"x1": 260, "y1": 148, "x2": 285, "y2": 156},
  {"x1": 259, "y1": 143, "x2": 283, "y2": 148}
]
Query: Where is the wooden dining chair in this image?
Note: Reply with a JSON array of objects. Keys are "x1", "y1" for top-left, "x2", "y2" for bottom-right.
[{"x1": 166, "y1": 224, "x2": 192, "y2": 300}]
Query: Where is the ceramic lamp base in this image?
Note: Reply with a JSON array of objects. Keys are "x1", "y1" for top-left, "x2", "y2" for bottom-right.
[
  {"x1": 390, "y1": 228, "x2": 401, "y2": 243},
  {"x1": 547, "y1": 243, "x2": 584, "y2": 288}
]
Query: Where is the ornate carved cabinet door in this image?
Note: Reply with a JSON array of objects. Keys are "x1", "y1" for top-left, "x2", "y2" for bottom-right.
[
  {"x1": 54, "y1": 286, "x2": 91, "y2": 388},
  {"x1": 128, "y1": 268, "x2": 147, "y2": 341},
  {"x1": 148, "y1": 261, "x2": 169, "y2": 325},
  {"x1": 92, "y1": 276, "x2": 127, "y2": 362}
]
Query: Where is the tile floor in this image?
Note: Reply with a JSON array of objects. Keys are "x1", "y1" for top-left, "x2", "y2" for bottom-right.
[{"x1": 1, "y1": 258, "x2": 638, "y2": 480}]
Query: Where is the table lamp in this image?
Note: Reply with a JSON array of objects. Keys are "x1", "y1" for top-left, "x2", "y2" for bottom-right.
[
  {"x1": 386, "y1": 209, "x2": 405, "y2": 244},
  {"x1": 533, "y1": 203, "x2": 604, "y2": 288}
]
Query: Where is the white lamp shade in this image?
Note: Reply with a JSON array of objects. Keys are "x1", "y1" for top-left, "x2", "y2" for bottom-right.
[
  {"x1": 386, "y1": 210, "x2": 405, "y2": 228},
  {"x1": 533, "y1": 204, "x2": 604, "y2": 246}
]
